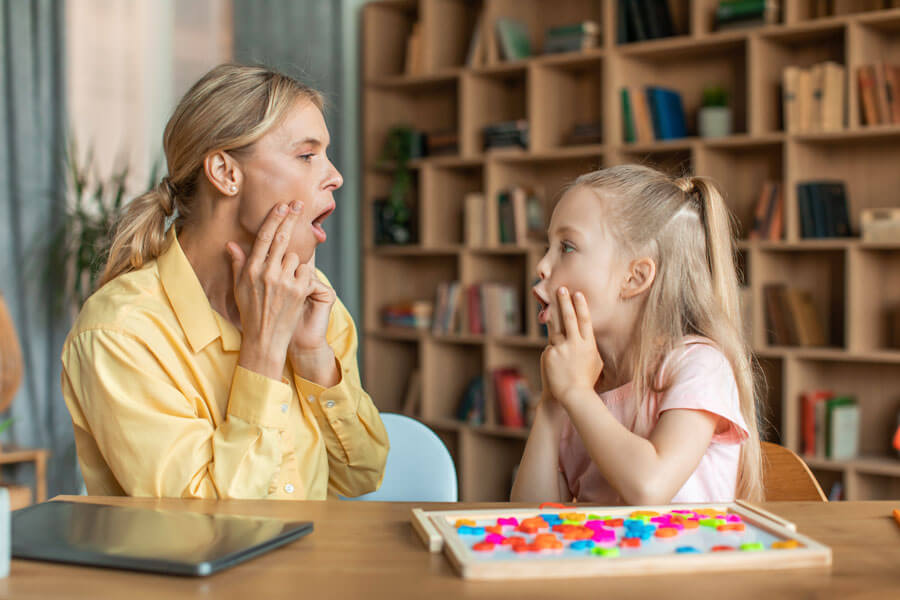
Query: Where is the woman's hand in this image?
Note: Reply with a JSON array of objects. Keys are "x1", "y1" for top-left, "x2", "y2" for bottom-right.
[
  {"x1": 542, "y1": 287, "x2": 604, "y2": 407},
  {"x1": 287, "y1": 253, "x2": 340, "y2": 387},
  {"x1": 226, "y1": 201, "x2": 310, "y2": 381}
]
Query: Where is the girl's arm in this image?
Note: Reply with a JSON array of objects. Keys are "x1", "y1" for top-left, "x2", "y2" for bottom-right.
[
  {"x1": 563, "y1": 392, "x2": 717, "y2": 505},
  {"x1": 509, "y1": 391, "x2": 571, "y2": 503},
  {"x1": 544, "y1": 287, "x2": 718, "y2": 505}
]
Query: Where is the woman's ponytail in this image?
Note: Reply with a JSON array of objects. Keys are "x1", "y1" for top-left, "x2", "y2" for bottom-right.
[{"x1": 97, "y1": 179, "x2": 175, "y2": 288}]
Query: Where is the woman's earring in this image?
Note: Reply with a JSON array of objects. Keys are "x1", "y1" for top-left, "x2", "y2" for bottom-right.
[{"x1": 229, "y1": 185, "x2": 237, "y2": 193}]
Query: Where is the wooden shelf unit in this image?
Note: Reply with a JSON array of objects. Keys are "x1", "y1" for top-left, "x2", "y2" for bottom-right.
[{"x1": 362, "y1": 0, "x2": 900, "y2": 501}]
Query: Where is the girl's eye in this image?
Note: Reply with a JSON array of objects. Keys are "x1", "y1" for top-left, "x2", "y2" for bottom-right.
[
  {"x1": 298, "y1": 153, "x2": 314, "y2": 163},
  {"x1": 561, "y1": 241, "x2": 575, "y2": 254}
]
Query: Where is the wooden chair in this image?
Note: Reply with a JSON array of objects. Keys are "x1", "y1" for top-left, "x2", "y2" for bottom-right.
[{"x1": 762, "y1": 441, "x2": 827, "y2": 502}]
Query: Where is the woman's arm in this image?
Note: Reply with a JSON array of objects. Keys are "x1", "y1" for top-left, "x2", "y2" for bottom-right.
[
  {"x1": 290, "y1": 292, "x2": 389, "y2": 498},
  {"x1": 63, "y1": 328, "x2": 298, "y2": 498}
]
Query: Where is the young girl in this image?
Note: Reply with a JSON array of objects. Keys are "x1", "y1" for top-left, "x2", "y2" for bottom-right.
[{"x1": 510, "y1": 164, "x2": 762, "y2": 505}]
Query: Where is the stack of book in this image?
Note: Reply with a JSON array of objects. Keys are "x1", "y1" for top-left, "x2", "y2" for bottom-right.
[
  {"x1": 856, "y1": 63, "x2": 900, "y2": 126},
  {"x1": 465, "y1": 187, "x2": 546, "y2": 247},
  {"x1": 381, "y1": 301, "x2": 433, "y2": 329},
  {"x1": 432, "y1": 281, "x2": 522, "y2": 337},
  {"x1": 617, "y1": 0, "x2": 678, "y2": 44},
  {"x1": 564, "y1": 121, "x2": 603, "y2": 146},
  {"x1": 714, "y1": 0, "x2": 780, "y2": 31},
  {"x1": 621, "y1": 86, "x2": 687, "y2": 143},
  {"x1": 495, "y1": 17, "x2": 531, "y2": 61},
  {"x1": 491, "y1": 367, "x2": 532, "y2": 428},
  {"x1": 483, "y1": 120, "x2": 529, "y2": 151},
  {"x1": 425, "y1": 130, "x2": 459, "y2": 156},
  {"x1": 543, "y1": 21, "x2": 600, "y2": 54},
  {"x1": 748, "y1": 181, "x2": 783, "y2": 241},
  {"x1": 796, "y1": 180, "x2": 851, "y2": 239},
  {"x1": 457, "y1": 374, "x2": 486, "y2": 425},
  {"x1": 861, "y1": 207, "x2": 900, "y2": 243},
  {"x1": 783, "y1": 62, "x2": 846, "y2": 132},
  {"x1": 802, "y1": 390, "x2": 860, "y2": 460},
  {"x1": 763, "y1": 284, "x2": 827, "y2": 347}
]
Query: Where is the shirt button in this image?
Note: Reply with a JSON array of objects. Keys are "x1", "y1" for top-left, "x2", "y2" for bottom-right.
[
  {"x1": 284, "y1": 483, "x2": 294, "y2": 494},
  {"x1": 280, "y1": 403, "x2": 289, "y2": 414},
  {"x1": 307, "y1": 394, "x2": 316, "y2": 403},
  {"x1": 325, "y1": 400, "x2": 336, "y2": 409}
]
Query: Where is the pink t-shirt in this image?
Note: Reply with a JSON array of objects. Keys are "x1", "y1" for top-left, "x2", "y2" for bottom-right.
[{"x1": 558, "y1": 337, "x2": 749, "y2": 504}]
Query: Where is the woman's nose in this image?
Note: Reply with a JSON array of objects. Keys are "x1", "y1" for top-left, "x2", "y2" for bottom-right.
[{"x1": 324, "y1": 160, "x2": 343, "y2": 191}]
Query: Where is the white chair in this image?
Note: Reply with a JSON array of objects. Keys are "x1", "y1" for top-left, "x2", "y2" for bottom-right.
[{"x1": 348, "y1": 413, "x2": 458, "y2": 502}]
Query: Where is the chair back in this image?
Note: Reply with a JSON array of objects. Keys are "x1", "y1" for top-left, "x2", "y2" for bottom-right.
[
  {"x1": 351, "y1": 413, "x2": 458, "y2": 502},
  {"x1": 762, "y1": 441, "x2": 827, "y2": 502}
]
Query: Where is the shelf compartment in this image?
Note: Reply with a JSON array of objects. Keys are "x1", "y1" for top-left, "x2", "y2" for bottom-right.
[
  {"x1": 750, "y1": 24, "x2": 845, "y2": 134},
  {"x1": 365, "y1": 80, "x2": 459, "y2": 167},
  {"x1": 786, "y1": 1, "x2": 886, "y2": 25},
  {"x1": 420, "y1": 162, "x2": 483, "y2": 247},
  {"x1": 420, "y1": 0, "x2": 483, "y2": 72},
  {"x1": 785, "y1": 358, "x2": 900, "y2": 458},
  {"x1": 788, "y1": 135, "x2": 900, "y2": 241},
  {"x1": 847, "y1": 247, "x2": 900, "y2": 354},
  {"x1": 363, "y1": 337, "x2": 420, "y2": 413},
  {"x1": 461, "y1": 70, "x2": 528, "y2": 156},
  {"x1": 460, "y1": 252, "x2": 528, "y2": 337},
  {"x1": 486, "y1": 341, "x2": 542, "y2": 426},
  {"x1": 758, "y1": 356, "x2": 785, "y2": 444},
  {"x1": 364, "y1": 254, "x2": 459, "y2": 330},
  {"x1": 459, "y1": 428, "x2": 526, "y2": 501},
  {"x1": 529, "y1": 56, "x2": 605, "y2": 151},
  {"x1": 364, "y1": 172, "x2": 422, "y2": 249},
  {"x1": 854, "y1": 471, "x2": 900, "y2": 499},
  {"x1": 752, "y1": 249, "x2": 846, "y2": 351},
  {"x1": 421, "y1": 338, "x2": 484, "y2": 423},
  {"x1": 615, "y1": 145, "x2": 693, "y2": 178},
  {"x1": 695, "y1": 139, "x2": 784, "y2": 239},
  {"x1": 363, "y1": 1, "x2": 419, "y2": 79}
]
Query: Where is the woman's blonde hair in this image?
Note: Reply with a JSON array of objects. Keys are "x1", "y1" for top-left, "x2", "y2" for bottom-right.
[
  {"x1": 98, "y1": 63, "x2": 324, "y2": 287},
  {"x1": 571, "y1": 164, "x2": 763, "y2": 502}
]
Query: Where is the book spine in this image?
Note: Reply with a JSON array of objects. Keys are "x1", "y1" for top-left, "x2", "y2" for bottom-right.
[{"x1": 621, "y1": 88, "x2": 636, "y2": 143}]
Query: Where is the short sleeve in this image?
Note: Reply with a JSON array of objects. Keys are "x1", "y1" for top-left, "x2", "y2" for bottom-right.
[{"x1": 655, "y1": 343, "x2": 749, "y2": 445}]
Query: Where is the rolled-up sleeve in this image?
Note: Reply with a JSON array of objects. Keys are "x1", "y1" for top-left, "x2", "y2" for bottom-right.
[
  {"x1": 293, "y1": 297, "x2": 389, "y2": 497},
  {"x1": 63, "y1": 328, "x2": 292, "y2": 499}
]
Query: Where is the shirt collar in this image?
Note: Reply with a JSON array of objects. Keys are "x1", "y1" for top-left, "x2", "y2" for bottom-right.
[{"x1": 157, "y1": 227, "x2": 242, "y2": 353}]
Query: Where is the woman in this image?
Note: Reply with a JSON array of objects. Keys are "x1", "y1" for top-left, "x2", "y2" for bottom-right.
[{"x1": 61, "y1": 64, "x2": 389, "y2": 499}]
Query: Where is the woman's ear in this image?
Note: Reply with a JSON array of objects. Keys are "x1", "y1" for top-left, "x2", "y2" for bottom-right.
[
  {"x1": 203, "y1": 150, "x2": 242, "y2": 196},
  {"x1": 621, "y1": 256, "x2": 656, "y2": 300}
]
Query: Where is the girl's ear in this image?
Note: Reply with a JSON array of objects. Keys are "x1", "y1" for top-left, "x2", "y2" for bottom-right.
[
  {"x1": 203, "y1": 150, "x2": 242, "y2": 196},
  {"x1": 621, "y1": 256, "x2": 656, "y2": 300}
]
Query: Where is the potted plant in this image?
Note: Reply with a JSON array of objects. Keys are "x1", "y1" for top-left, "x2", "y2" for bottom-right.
[
  {"x1": 374, "y1": 125, "x2": 423, "y2": 245},
  {"x1": 42, "y1": 142, "x2": 159, "y2": 316},
  {"x1": 698, "y1": 85, "x2": 732, "y2": 138}
]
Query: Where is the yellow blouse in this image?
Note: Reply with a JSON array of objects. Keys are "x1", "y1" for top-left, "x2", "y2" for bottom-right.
[{"x1": 61, "y1": 228, "x2": 388, "y2": 499}]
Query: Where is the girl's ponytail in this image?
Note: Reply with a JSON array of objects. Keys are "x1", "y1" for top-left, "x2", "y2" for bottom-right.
[{"x1": 97, "y1": 178, "x2": 176, "y2": 288}]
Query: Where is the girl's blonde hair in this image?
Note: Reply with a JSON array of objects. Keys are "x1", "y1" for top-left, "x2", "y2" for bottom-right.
[
  {"x1": 572, "y1": 164, "x2": 763, "y2": 502},
  {"x1": 99, "y1": 63, "x2": 324, "y2": 287}
]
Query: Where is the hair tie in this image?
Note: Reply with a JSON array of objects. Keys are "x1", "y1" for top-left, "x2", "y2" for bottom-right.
[{"x1": 158, "y1": 177, "x2": 176, "y2": 217}]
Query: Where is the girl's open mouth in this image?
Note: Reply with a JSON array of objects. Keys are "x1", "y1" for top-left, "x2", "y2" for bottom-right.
[{"x1": 533, "y1": 288, "x2": 550, "y2": 324}]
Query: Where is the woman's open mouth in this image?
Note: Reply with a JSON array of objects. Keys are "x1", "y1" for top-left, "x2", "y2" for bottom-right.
[{"x1": 311, "y1": 202, "x2": 335, "y2": 243}]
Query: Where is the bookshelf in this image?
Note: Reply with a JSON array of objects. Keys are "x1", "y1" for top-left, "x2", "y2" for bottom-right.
[{"x1": 362, "y1": 0, "x2": 900, "y2": 502}]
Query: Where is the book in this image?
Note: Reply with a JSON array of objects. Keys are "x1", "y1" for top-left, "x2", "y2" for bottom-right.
[
  {"x1": 888, "y1": 65, "x2": 900, "y2": 124},
  {"x1": 497, "y1": 191, "x2": 514, "y2": 243},
  {"x1": 464, "y1": 192, "x2": 486, "y2": 247},
  {"x1": 511, "y1": 186, "x2": 528, "y2": 244},
  {"x1": 782, "y1": 66, "x2": 802, "y2": 132},
  {"x1": 493, "y1": 368, "x2": 526, "y2": 428},
  {"x1": 621, "y1": 88, "x2": 636, "y2": 143},
  {"x1": 857, "y1": 65, "x2": 881, "y2": 126},
  {"x1": 825, "y1": 397, "x2": 858, "y2": 460},
  {"x1": 814, "y1": 399, "x2": 827, "y2": 457},
  {"x1": 402, "y1": 369, "x2": 422, "y2": 417},
  {"x1": 405, "y1": 23, "x2": 424, "y2": 75},
  {"x1": 749, "y1": 181, "x2": 781, "y2": 240},
  {"x1": 809, "y1": 63, "x2": 824, "y2": 132},
  {"x1": 495, "y1": 18, "x2": 531, "y2": 61},
  {"x1": 767, "y1": 183, "x2": 784, "y2": 241},
  {"x1": 543, "y1": 21, "x2": 600, "y2": 54},
  {"x1": 797, "y1": 183, "x2": 815, "y2": 238},
  {"x1": 802, "y1": 181, "x2": 850, "y2": 237},
  {"x1": 821, "y1": 61, "x2": 845, "y2": 131},
  {"x1": 457, "y1": 374, "x2": 485, "y2": 425},
  {"x1": 624, "y1": 0, "x2": 649, "y2": 42},
  {"x1": 763, "y1": 284, "x2": 791, "y2": 345},
  {"x1": 874, "y1": 63, "x2": 892, "y2": 126},
  {"x1": 646, "y1": 86, "x2": 687, "y2": 140},
  {"x1": 860, "y1": 207, "x2": 900, "y2": 243},
  {"x1": 466, "y1": 11, "x2": 485, "y2": 67},
  {"x1": 802, "y1": 390, "x2": 833, "y2": 456},
  {"x1": 631, "y1": 86, "x2": 655, "y2": 142}
]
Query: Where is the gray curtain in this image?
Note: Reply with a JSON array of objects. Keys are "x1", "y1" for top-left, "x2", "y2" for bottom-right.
[
  {"x1": 0, "y1": 0, "x2": 79, "y2": 497},
  {"x1": 233, "y1": 0, "x2": 359, "y2": 319}
]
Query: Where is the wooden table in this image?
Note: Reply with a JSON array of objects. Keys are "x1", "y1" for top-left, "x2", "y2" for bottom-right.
[{"x1": 4, "y1": 497, "x2": 900, "y2": 598}]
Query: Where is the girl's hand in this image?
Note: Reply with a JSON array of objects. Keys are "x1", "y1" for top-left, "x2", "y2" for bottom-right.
[
  {"x1": 542, "y1": 287, "x2": 604, "y2": 406},
  {"x1": 226, "y1": 202, "x2": 310, "y2": 381}
]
